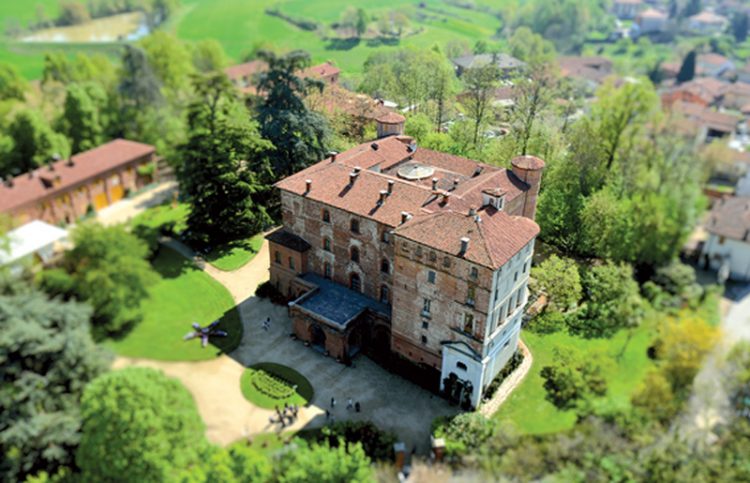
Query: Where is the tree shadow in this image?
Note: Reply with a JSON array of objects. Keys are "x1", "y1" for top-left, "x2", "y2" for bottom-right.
[
  {"x1": 365, "y1": 37, "x2": 400, "y2": 47},
  {"x1": 209, "y1": 304, "x2": 244, "y2": 356},
  {"x1": 324, "y1": 37, "x2": 361, "y2": 51},
  {"x1": 203, "y1": 239, "x2": 256, "y2": 266},
  {"x1": 152, "y1": 245, "x2": 195, "y2": 279}
]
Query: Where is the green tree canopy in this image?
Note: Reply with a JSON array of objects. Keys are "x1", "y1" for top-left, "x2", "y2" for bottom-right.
[
  {"x1": 178, "y1": 72, "x2": 273, "y2": 247},
  {"x1": 540, "y1": 347, "x2": 608, "y2": 410},
  {"x1": 77, "y1": 367, "x2": 205, "y2": 482},
  {"x1": 576, "y1": 262, "x2": 643, "y2": 338},
  {"x1": 257, "y1": 50, "x2": 330, "y2": 179},
  {"x1": 676, "y1": 51, "x2": 696, "y2": 84},
  {"x1": 275, "y1": 440, "x2": 373, "y2": 483},
  {"x1": 0, "y1": 276, "x2": 110, "y2": 481},
  {"x1": 462, "y1": 63, "x2": 501, "y2": 147},
  {"x1": 530, "y1": 254, "x2": 582, "y2": 311},
  {"x1": 59, "y1": 83, "x2": 104, "y2": 153},
  {"x1": 2, "y1": 109, "x2": 70, "y2": 177},
  {"x1": 0, "y1": 62, "x2": 27, "y2": 101},
  {"x1": 139, "y1": 31, "x2": 195, "y2": 94}
]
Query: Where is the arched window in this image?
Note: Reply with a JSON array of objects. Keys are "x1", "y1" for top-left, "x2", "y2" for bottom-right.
[
  {"x1": 456, "y1": 361, "x2": 467, "y2": 371},
  {"x1": 350, "y1": 246, "x2": 360, "y2": 263},
  {"x1": 323, "y1": 237, "x2": 331, "y2": 251},
  {"x1": 380, "y1": 258, "x2": 390, "y2": 274},
  {"x1": 350, "y1": 273, "x2": 361, "y2": 292},
  {"x1": 322, "y1": 209, "x2": 330, "y2": 223},
  {"x1": 350, "y1": 218, "x2": 360, "y2": 234},
  {"x1": 274, "y1": 251, "x2": 281, "y2": 264},
  {"x1": 380, "y1": 285, "x2": 389, "y2": 304},
  {"x1": 324, "y1": 262, "x2": 332, "y2": 279}
]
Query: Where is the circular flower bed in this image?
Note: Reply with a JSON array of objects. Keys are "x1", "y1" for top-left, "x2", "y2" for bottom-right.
[{"x1": 240, "y1": 362, "x2": 314, "y2": 409}]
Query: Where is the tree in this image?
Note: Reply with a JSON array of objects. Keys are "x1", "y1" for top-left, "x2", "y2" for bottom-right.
[
  {"x1": 631, "y1": 370, "x2": 679, "y2": 424},
  {"x1": 0, "y1": 276, "x2": 110, "y2": 481},
  {"x1": 178, "y1": 72, "x2": 273, "y2": 247},
  {"x1": 508, "y1": 65, "x2": 556, "y2": 155},
  {"x1": 530, "y1": 254, "x2": 582, "y2": 311},
  {"x1": 59, "y1": 83, "x2": 104, "y2": 153},
  {"x1": 275, "y1": 440, "x2": 373, "y2": 483},
  {"x1": 508, "y1": 26, "x2": 556, "y2": 66},
  {"x1": 654, "y1": 312, "x2": 719, "y2": 394},
  {"x1": 192, "y1": 39, "x2": 227, "y2": 73},
  {"x1": 540, "y1": 347, "x2": 608, "y2": 410},
  {"x1": 58, "y1": 1, "x2": 90, "y2": 25},
  {"x1": 2, "y1": 109, "x2": 70, "y2": 177},
  {"x1": 118, "y1": 44, "x2": 162, "y2": 111},
  {"x1": 355, "y1": 8, "x2": 368, "y2": 38},
  {"x1": 0, "y1": 62, "x2": 27, "y2": 101},
  {"x1": 682, "y1": 0, "x2": 701, "y2": 18},
  {"x1": 732, "y1": 12, "x2": 749, "y2": 43},
  {"x1": 676, "y1": 51, "x2": 696, "y2": 84},
  {"x1": 59, "y1": 223, "x2": 157, "y2": 339},
  {"x1": 77, "y1": 367, "x2": 205, "y2": 482},
  {"x1": 405, "y1": 113, "x2": 433, "y2": 143},
  {"x1": 576, "y1": 262, "x2": 643, "y2": 338},
  {"x1": 256, "y1": 50, "x2": 330, "y2": 179},
  {"x1": 139, "y1": 31, "x2": 194, "y2": 94},
  {"x1": 462, "y1": 63, "x2": 501, "y2": 146}
]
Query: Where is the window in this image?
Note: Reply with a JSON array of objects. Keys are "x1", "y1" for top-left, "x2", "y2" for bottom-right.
[
  {"x1": 350, "y1": 246, "x2": 360, "y2": 263},
  {"x1": 288, "y1": 257, "x2": 295, "y2": 270},
  {"x1": 324, "y1": 262, "x2": 332, "y2": 279},
  {"x1": 416, "y1": 246, "x2": 423, "y2": 257},
  {"x1": 350, "y1": 273, "x2": 361, "y2": 292},
  {"x1": 274, "y1": 251, "x2": 281, "y2": 264},
  {"x1": 380, "y1": 285, "x2": 389, "y2": 304},
  {"x1": 523, "y1": 261, "x2": 528, "y2": 273},
  {"x1": 429, "y1": 251, "x2": 437, "y2": 262},
  {"x1": 443, "y1": 257, "x2": 451, "y2": 268},
  {"x1": 422, "y1": 299, "x2": 431, "y2": 316},
  {"x1": 470, "y1": 267, "x2": 478, "y2": 280},
  {"x1": 514, "y1": 271, "x2": 518, "y2": 282},
  {"x1": 510, "y1": 293, "x2": 517, "y2": 311},
  {"x1": 422, "y1": 321, "x2": 429, "y2": 329},
  {"x1": 427, "y1": 270, "x2": 436, "y2": 284},
  {"x1": 719, "y1": 236, "x2": 726, "y2": 245},
  {"x1": 463, "y1": 313, "x2": 474, "y2": 333},
  {"x1": 322, "y1": 209, "x2": 330, "y2": 223},
  {"x1": 501, "y1": 303, "x2": 509, "y2": 322},
  {"x1": 516, "y1": 288, "x2": 524, "y2": 308},
  {"x1": 323, "y1": 237, "x2": 331, "y2": 251},
  {"x1": 381, "y1": 259, "x2": 390, "y2": 274},
  {"x1": 350, "y1": 218, "x2": 360, "y2": 234},
  {"x1": 381, "y1": 230, "x2": 390, "y2": 243},
  {"x1": 421, "y1": 335, "x2": 427, "y2": 345},
  {"x1": 456, "y1": 361, "x2": 467, "y2": 371},
  {"x1": 467, "y1": 286, "x2": 476, "y2": 306}
]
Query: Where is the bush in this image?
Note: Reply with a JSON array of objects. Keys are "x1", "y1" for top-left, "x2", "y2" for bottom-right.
[
  {"x1": 255, "y1": 280, "x2": 287, "y2": 305},
  {"x1": 527, "y1": 309, "x2": 567, "y2": 334},
  {"x1": 36, "y1": 268, "x2": 75, "y2": 299},
  {"x1": 315, "y1": 421, "x2": 397, "y2": 461},
  {"x1": 483, "y1": 351, "x2": 524, "y2": 401}
]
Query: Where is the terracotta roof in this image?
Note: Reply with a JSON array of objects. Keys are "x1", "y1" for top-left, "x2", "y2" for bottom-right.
[
  {"x1": 698, "y1": 53, "x2": 731, "y2": 67},
  {"x1": 299, "y1": 61, "x2": 340, "y2": 80},
  {"x1": 225, "y1": 61, "x2": 340, "y2": 96},
  {"x1": 706, "y1": 196, "x2": 750, "y2": 241},
  {"x1": 512, "y1": 155, "x2": 546, "y2": 170},
  {"x1": 265, "y1": 228, "x2": 312, "y2": 252},
  {"x1": 668, "y1": 77, "x2": 728, "y2": 103},
  {"x1": 224, "y1": 60, "x2": 267, "y2": 81},
  {"x1": 615, "y1": 0, "x2": 642, "y2": 4},
  {"x1": 671, "y1": 101, "x2": 740, "y2": 133},
  {"x1": 396, "y1": 209, "x2": 539, "y2": 268},
  {"x1": 558, "y1": 56, "x2": 613, "y2": 85},
  {"x1": 305, "y1": 84, "x2": 393, "y2": 121},
  {"x1": 275, "y1": 135, "x2": 541, "y2": 269},
  {"x1": 689, "y1": 11, "x2": 728, "y2": 24},
  {"x1": 637, "y1": 8, "x2": 667, "y2": 19},
  {"x1": 0, "y1": 139, "x2": 154, "y2": 213},
  {"x1": 376, "y1": 112, "x2": 406, "y2": 124}
]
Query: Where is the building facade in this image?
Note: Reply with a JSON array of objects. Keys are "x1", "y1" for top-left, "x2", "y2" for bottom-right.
[
  {"x1": 702, "y1": 196, "x2": 750, "y2": 281},
  {"x1": 0, "y1": 139, "x2": 156, "y2": 225},
  {"x1": 267, "y1": 125, "x2": 544, "y2": 408}
]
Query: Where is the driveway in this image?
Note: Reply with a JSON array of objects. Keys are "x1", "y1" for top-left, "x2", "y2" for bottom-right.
[
  {"x1": 676, "y1": 282, "x2": 750, "y2": 445},
  {"x1": 115, "y1": 239, "x2": 457, "y2": 451},
  {"x1": 97, "y1": 181, "x2": 177, "y2": 226}
]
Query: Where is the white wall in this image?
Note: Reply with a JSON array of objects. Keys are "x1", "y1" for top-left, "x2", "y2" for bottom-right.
[{"x1": 703, "y1": 233, "x2": 750, "y2": 281}]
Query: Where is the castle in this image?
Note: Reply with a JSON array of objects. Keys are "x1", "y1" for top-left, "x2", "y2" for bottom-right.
[{"x1": 267, "y1": 114, "x2": 544, "y2": 408}]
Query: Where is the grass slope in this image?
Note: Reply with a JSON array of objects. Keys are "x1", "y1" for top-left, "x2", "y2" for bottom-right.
[
  {"x1": 494, "y1": 318, "x2": 656, "y2": 434},
  {"x1": 106, "y1": 246, "x2": 242, "y2": 361},
  {"x1": 205, "y1": 233, "x2": 265, "y2": 271}
]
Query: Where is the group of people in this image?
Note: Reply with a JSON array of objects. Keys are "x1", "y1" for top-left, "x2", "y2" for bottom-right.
[
  {"x1": 269, "y1": 402, "x2": 300, "y2": 428},
  {"x1": 324, "y1": 397, "x2": 361, "y2": 424},
  {"x1": 261, "y1": 317, "x2": 272, "y2": 331}
]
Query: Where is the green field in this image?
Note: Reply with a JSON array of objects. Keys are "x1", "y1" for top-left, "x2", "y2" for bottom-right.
[
  {"x1": 0, "y1": 0, "x2": 507, "y2": 80},
  {"x1": 494, "y1": 318, "x2": 657, "y2": 434},
  {"x1": 106, "y1": 246, "x2": 243, "y2": 361}
]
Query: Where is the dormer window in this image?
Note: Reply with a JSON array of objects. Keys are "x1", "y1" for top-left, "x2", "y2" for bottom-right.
[
  {"x1": 350, "y1": 218, "x2": 360, "y2": 234},
  {"x1": 482, "y1": 191, "x2": 506, "y2": 210}
]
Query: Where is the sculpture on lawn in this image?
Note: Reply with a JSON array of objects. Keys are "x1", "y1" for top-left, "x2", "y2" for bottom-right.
[{"x1": 183, "y1": 320, "x2": 228, "y2": 348}]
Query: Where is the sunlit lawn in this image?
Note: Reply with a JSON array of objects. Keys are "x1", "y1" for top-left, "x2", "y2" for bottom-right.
[
  {"x1": 105, "y1": 246, "x2": 242, "y2": 361},
  {"x1": 495, "y1": 316, "x2": 657, "y2": 434}
]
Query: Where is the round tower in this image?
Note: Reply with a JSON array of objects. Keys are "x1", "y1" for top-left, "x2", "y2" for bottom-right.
[
  {"x1": 510, "y1": 155, "x2": 546, "y2": 220},
  {"x1": 375, "y1": 112, "x2": 406, "y2": 139}
]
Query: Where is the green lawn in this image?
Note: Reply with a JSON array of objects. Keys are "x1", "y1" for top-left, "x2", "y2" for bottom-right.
[
  {"x1": 240, "y1": 363, "x2": 315, "y2": 409},
  {"x1": 494, "y1": 318, "x2": 657, "y2": 434},
  {"x1": 130, "y1": 202, "x2": 189, "y2": 232},
  {"x1": 205, "y1": 233, "x2": 265, "y2": 271},
  {"x1": 105, "y1": 246, "x2": 242, "y2": 361}
]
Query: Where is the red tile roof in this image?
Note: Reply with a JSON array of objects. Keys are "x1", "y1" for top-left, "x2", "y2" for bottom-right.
[
  {"x1": 276, "y1": 136, "x2": 540, "y2": 268},
  {"x1": 299, "y1": 61, "x2": 340, "y2": 80},
  {"x1": 707, "y1": 196, "x2": 750, "y2": 241},
  {"x1": 305, "y1": 84, "x2": 393, "y2": 121},
  {"x1": 671, "y1": 101, "x2": 740, "y2": 133},
  {"x1": 224, "y1": 60, "x2": 267, "y2": 81},
  {"x1": 0, "y1": 139, "x2": 154, "y2": 213}
]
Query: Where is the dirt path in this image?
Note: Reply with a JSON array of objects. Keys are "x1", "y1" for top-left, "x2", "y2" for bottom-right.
[
  {"x1": 96, "y1": 181, "x2": 177, "y2": 226},
  {"x1": 479, "y1": 341, "x2": 533, "y2": 417}
]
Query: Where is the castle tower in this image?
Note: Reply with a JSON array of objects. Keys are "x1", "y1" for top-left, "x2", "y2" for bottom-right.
[{"x1": 510, "y1": 155, "x2": 546, "y2": 220}]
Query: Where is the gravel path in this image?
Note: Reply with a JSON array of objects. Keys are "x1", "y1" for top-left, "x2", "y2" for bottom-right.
[{"x1": 96, "y1": 181, "x2": 177, "y2": 226}]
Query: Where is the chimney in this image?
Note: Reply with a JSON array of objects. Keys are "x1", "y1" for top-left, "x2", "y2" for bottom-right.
[
  {"x1": 452, "y1": 179, "x2": 459, "y2": 191},
  {"x1": 305, "y1": 179, "x2": 312, "y2": 194},
  {"x1": 432, "y1": 177, "x2": 438, "y2": 190},
  {"x1": 349, "y1": 172, "x2": 358, "y2": 184},
  {"x1": 387, "y1": 180, "x2": 394, "y2": 195},
  {"x1": 353, "y1": 166, "x2": 361, "y2": 174},
  {"x1": 4, "y1": 177, "x2": 13, "y2": 188},
  {"x1": 460, "y1": 237, "x2": 470, "y2": 256},
  {"x1": 371, "y1": 142, "x2": 379, "y2": 151},
  {"x1": 328, "y1": 151, "x2": 338, "y2": 162},
  {"x1": 511, "y1": 155, "x2": 546, "y2": 221},
  {"x1": 468, "y1": 208, "x2": 476, "y2": 216},
  {"x1": 378, "y1": 190, "x2": 388, "y2": 205},
  {"x1": 441, "y1": 192, "x2": 451, "y2": 205},
  {"x1": 400, "y1": 211, "x2": 412, "y2": 224},
  {"x1": 472, "y1": 166, "x2": 483, "y2": 177}
]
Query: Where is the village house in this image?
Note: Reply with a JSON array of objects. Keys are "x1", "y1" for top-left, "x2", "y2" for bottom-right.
[
  {"x1": 669, "y1": 100, "x2": 741, "y2": 143},
  {"x1": 0, "y1": 220, "x2": 68, "y2": 276},
  {"x1": 557, "y1": 56, "x2": 614, "y2": 92},
  {"x1": 266, "y1": 118, "x2": 544, "y2": 409},
  {"x1": 633, "y1": 8, "x2": 668, "y2": 34},
  {"x1": 0, "y1": 139, "x2": 156, "y2": 225},
  {"x1": 661, "y1": 77, "x2": 728, "y2": 108},
  {"x1": 697, "y1": 53, "x2": 735, "y2": 78},
  {"x1": 612, "y1": 0, "x2": 643, "y2": 19},
  {"x1": 451, "y1": 53, "x2": 526, "y2": 78},
  {"x1": 687, "y1": 11, "x2": 729, "y2": 35},
  {"x1": 224, "y1": 60, "x2": 340, "y2": 96},
  {"x1": 702, "y1": 196, "x2": 750, "y2": 281}
]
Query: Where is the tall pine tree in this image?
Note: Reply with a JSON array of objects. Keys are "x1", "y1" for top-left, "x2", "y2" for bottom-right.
[
  {"x1": 178, "y1": 72, "x2": 272, "y2": 248},
  {"x1": 256, "y1": 50, "x2": 330, "y2": 179},
  {"x1": 676, "y1": 50, "x2": 696, "y2": 85}
]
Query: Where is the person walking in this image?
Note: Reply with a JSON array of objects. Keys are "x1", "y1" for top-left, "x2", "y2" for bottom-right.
[
  {"x1": 346, "y1": 398, "x2": 353, "y2": 410},
  {"x1": 355, "y1": 401, "x2": 361, "y2": 413},
  {"x1": 331, "y1": 397, "x2": 336, "y2": 408}
]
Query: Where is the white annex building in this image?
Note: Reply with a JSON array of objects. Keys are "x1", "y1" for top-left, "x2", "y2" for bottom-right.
[{"x1": 0, "y1": 220, "x2": 68, "y2": 275}]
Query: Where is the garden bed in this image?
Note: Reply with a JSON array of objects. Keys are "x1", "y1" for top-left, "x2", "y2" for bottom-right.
[{"x1": 240, "y1": 363, "x2": 314, "y2": 409}]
